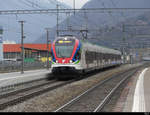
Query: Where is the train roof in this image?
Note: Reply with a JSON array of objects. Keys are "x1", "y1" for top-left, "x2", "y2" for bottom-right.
[
  {"x1": 81, "y1": 40, "x2": 121, "y2": 55},
  {"x1": 54, "y1": 36, "x2": 121, "y2": 55}
]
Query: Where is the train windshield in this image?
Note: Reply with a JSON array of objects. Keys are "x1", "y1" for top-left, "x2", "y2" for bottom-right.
[{"x1": 55, "y1": 38, "x2": 75, "y2": 58}]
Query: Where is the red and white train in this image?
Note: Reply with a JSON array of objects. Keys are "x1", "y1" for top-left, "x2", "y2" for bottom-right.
[{"x1": 51, "y1": 36, "x2": 122, "y2": 77}]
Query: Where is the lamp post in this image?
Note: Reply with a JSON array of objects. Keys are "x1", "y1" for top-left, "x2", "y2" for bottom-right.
[
  {"x1": 45, "y1": 28, "x2": 51, "y2": 70},
  {"x1": 19, "y1": 21, "x2": 25, "y2": 74}
]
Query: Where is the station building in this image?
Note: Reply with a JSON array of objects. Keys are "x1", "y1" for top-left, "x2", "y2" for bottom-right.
[{"x1": 3, "y1": 44, "x2": 51, "y2": 62}]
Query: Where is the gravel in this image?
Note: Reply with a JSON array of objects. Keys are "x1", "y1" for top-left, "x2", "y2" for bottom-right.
[{"x1": 0, "y1": 64, "x2": 141, "y2": 112}]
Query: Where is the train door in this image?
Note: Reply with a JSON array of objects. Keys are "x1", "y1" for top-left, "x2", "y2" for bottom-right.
[
  {"x1": 85, "y1": 51, "x2": 89, "y2": 69},
  {"x1": 81, "y1": 48, "x2": 86, "y2": 70}
]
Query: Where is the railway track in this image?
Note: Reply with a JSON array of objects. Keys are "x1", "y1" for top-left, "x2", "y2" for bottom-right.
[
  {"x1": 0, "y1": 64, "x2": 146, "y2": 111},
  {"x1": 54, "y1": 66, "x2": 143, "y2": 112},
  {"x1": 0, "y1": 66, "x2": 114, "y2": 94},
  {"x1": 0, "y1": 73, "x2": 57, "y2": 94},
  {"x1": 0, "y1": 78, "x2": 76, "y2": 110},
  {"x1": 0, "y1": 78, "x2": 48, "y2": 94},
  {"x1": 0, "y1": 69, "x2": 99, "y2": 110}
]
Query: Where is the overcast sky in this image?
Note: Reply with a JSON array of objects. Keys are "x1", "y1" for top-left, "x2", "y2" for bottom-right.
[{"x1": 58, "y1": 0, "x2": 89, "y2": 8}]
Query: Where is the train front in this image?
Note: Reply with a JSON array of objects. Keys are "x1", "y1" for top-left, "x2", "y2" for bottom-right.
[{"x1": 51, "y1": 36, "x2": 82, "y2": 75}]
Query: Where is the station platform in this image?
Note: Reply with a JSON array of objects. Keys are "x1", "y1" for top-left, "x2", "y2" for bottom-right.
[
  {"x1": 0, "y1": 69, "x2": 51, "y2": 88},
  {"x1": 114, "y1": 66, "x2": 150, "y2": 112}
]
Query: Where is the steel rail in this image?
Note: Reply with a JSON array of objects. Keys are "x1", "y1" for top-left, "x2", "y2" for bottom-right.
[
  {"x1": 54, "y1": 66, "x2": 140, "y2": 112},
  {"x1": 0, "y1": 80, "x2": 57, "y2": 99},
  {"x1": 94, "y1": 69, "x2": 138, "y2": 112},
  {"x1": 0, "y1": 78, "x2": 47, "y2": 93},
  {"x1": 0, "y1": 64, "x2": 146, "y2": 111},
  {"x1": 0, "y1": 66, "x2": 120, "y2": 110},
  {"x1": 0, "y1": 79, "x2": 75, "y2": 110}
]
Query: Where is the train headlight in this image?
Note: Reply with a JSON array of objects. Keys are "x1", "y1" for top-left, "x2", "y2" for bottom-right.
[
  {"x1": 70, "y1": 60, "x2": 73, "y2": 63},
  {"x1": 56, "y1": 60, "x2": 58, "y2": 63}
]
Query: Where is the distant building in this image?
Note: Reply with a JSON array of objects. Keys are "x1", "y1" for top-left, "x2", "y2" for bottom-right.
[
  {"x1": 3, "y1": 40, "x2": 16, "y2": 44},
  {"x1": 0, "y1": 27, "x2": 3, "y2": 61},
  {"x1": 3, "y1": 44, "x2": 51, "y2": 62}
]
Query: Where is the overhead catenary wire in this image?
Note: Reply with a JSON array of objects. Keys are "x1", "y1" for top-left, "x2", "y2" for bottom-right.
[
  {"x1": 1, "y1": 1, "x2": 150, "y2": 49},
  {"x1": 3, "y1": 0, "x2": 63, "y2": 23},
  {"x1": 18, "y1": 0, "x2": 65, "y2": 20},
  {"x1": 0, "y1": 8, "x2": 150, "y2": 15},
  {"x1": 0, "y1": 0, "x2": 68, "y2": 38}
]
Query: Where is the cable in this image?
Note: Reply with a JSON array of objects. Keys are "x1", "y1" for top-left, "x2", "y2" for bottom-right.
[{"x1": 1, "y1": 0, "x2": 68, "y2": 36}]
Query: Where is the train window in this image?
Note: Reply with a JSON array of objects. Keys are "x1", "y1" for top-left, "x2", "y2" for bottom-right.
[
  {"x1": 55, "y1": 46, "x2": 74, "y2": 58},
  {"x1": 85, "y1": 51, "x2": 96, "y2": 64},
  {"x1": 111, "y1": 54, "x2": 114, "y2": 60},
  {"x1": 100, "y1": 53, "x2": 103, "y2": 61},
  {"x1": 102, "y1": 53, "x2": 105, "y2": 60},
  {"x1": 110, "y1": 54, "x2": 112, "y2": 60},
  {"x1": 104, "y1": 54, "x2": 107, "y2": 61},
  {"x1": 96, "y1": 53, "x2": 99, "y2": 60},
  {"x1": 94, "y1": 52, "x2": 97, "y2": 60},
  {"x1": 101, "y1": 53, "x2": 103, "y2": 60},
  {"x1": 55, "y1": 39, "x2": 75, "y2": 58},
  {"x1": 89, "y1": 52, "x2": 92, "y2": 63},
  {"x1": 114, "y1": 55, "x2": 116, "y2": 60}
]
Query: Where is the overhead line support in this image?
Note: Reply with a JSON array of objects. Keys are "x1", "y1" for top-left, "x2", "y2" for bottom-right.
[
  {"x1": 19, "y1": 21, "x2": 25, "y2": 74},
  {"x1": 1, "y1": 8, "x2": 150, "y2": 15}
]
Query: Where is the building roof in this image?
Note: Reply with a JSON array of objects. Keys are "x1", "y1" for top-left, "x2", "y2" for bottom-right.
[{"x1": 3, "y1": 44, "x2": 51, "y2": 53}]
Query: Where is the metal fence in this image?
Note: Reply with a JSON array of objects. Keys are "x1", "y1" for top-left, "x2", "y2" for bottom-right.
[{"x1": 0, "y1": 60, "x2": 50, "y2": 73}]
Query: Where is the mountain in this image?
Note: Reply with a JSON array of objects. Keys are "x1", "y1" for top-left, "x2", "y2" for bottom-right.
[
  {"x1": 35, "y1": 0, "x2": 150, "y2": 48},
  {"x1": 0, "y1": 0, "x2": 70, "y2": 43}
]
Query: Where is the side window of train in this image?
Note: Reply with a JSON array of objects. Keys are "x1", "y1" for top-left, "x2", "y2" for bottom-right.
[
  {"x1": 102, "y1": 53, "x2": 104, "y2": 60},
  {"x1": 99, "y1": 53, "x2": 101, "y2": 61},
  {"x1": 106, "y1": 54, "x2": 108, "y2": 60},
  {"x1": 96, "y1": 52, "x2": 99, "y2": 60},
  {"x1": 111, "y1": 54, "x2": 113, "y2": 60},
  {"x1": 101, "y1": 53, "x2": 103, "y2": 60},
  {"x1": 108, "y1": 54, "x2": 110, "y2": 60},
  {"x1": 85, "y1": 51, "x2": 96, "y2": 64},
  {"x1": 89, "y1": 51, "x2": 92, "y2": 63},
  {"x1": 110, "y1": 54, "x2": 112, "y2": 60},
  {"x1": 98, "y1": 53, "x2": 100, "y2": 60},
  {"x1": 92, "y1": 52, "x2": 95, "y2": 62},
  {"x1": 95, "y1": 52, "x2": 97, "y2": 60},
  {"x1": 118, "y1": 55, "x2": 120, "y2": 60},
  {"x1": 100, "y1": 53, "x2": 102, "y2": 60},
  {"x1": 92, "y1": 52, "x2": 95, "y2": 60},
  {"x1": 105, "y1": 54, "x2": 107, "y2": 60},
  {"x1": 89, "y1": 51, "x2": 93, "y2": 63},
  {"x1": 114, "y1": 55, "x2": 116, "y2": 60}
]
